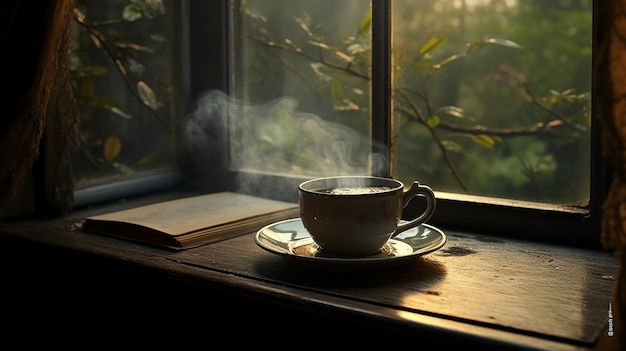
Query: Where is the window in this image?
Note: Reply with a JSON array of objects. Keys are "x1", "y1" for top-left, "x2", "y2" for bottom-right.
[
  {"x1": 70, "y1": 0, "x2": 185, "y2": 206},
  {"x1": 73, "y1": 0, "x2": 605, "y2": 247}
]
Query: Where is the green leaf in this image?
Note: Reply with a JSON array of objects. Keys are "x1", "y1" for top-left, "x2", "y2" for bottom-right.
[
  {"x1": 358, "y1": 9, "x2": 372, "y2": 37},
  {"x1": 123, "y1": 4, "x2": 143, "y2": 22},
  {"x1": 426, "y1": 115, "x2": 440, "y2": 128},
  {"x1": 347, "y1": 41, "x2": 370, "y2": 55},
  {"x1": 138, "y1": 152, "x2": 160, "y2": 165},
  {"x1": 420, "y1": 34, "x2": 447, "y2": 55},
  {"x1": 87, "y1": 66, "x2": 108, "y2": 76},
  {"x1": 310, "y1": 63, "x2": 333, "y2": 82},
  {"x1": 440, "y1": 140, "x2": 463, "y2": 153},
  {"x1": 471, "y1": 134, "x2": 496, "y2": 148},
  {"x1": 335, "y1": 51, "x2": 353, "y2": 63},
  {"x1": 137, "y1": 81, "x2": 158, "y2": 110},
  {"x1": 91, "y1": 97, "x2": 132, "y2": 118},
  {"x1": 309, "y1": 41, "x2": 332, "y2": 50},
  {"x1": 294, "y1": 15, "x2": 315, "y2": 39},
  {"x1": 127, "y1": 57, "x2": 146, "y2": 75},
  {"x1": 108, "y1": 105, "x2": 133, "y2": 119},
  {"x1": 132, "y1": 0, "x2": 165, "y2": 18},
  {"x1": 330, "y1": 80, "x2": 344, "y2": 106},
  {"x1": 104, "y1": 135, "x2": 122, "y2": 162},
  {"x1": 284, "y1": 38, "x2": 298, "y2": 49},
  {"x1": 335, "y1": 98, "x2": 360, "y2": 111},
  {"x1": 469, "y1": 38, "x2": 524, "y2": 50},
  {"x1": 112, "y1": 162, "x2": 135, "y2": 175},
  {"x1": 149, "y1": 32, "x2": 168, "y2": 43},
  {"x1": 436, "y1": 106, "x2": 465, "y2": 119},
  {"x1": 68, "y1": 51, "x2": 82, "y2": 72},
  {"x1": 485, "y1": 38, "x2": 523, "y2": 49}
]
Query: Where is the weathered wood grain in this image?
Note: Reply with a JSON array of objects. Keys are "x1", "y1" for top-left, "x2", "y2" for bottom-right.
[{"x1": 0, "y1": 194, "x2": 617, "y2": 350}]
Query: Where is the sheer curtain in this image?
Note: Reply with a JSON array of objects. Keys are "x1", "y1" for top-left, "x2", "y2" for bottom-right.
[{"x1": 0, "y1": 0, "x2": 78, "y2": 217}]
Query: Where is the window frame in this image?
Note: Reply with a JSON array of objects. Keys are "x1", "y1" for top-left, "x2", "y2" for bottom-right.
[{"x1": 71, "y1": 0, "x2": 607, "y2": 249}]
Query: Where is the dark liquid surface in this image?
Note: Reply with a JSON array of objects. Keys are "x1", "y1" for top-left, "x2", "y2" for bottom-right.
[{"x1": 317, "y1": 186, "x2": 392, "y2": 195}]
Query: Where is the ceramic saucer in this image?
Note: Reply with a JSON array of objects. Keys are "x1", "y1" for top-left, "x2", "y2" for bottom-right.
[{"x1": 255, "y1": 218, "x2": 447, "y2": 269}]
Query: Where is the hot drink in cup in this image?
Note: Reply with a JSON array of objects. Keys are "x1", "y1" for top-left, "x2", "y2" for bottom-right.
[{"x1": 298, "y1": 176, "x2": 436, "y2": 256}]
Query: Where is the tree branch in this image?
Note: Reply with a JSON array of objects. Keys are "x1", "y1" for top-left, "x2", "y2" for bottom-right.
[
  {"x1": 247, "y1": 35, "x2": 370, "y2": 80},
  {"x1": 72, "y1": 9, "x2": 168, "y2": 128}
]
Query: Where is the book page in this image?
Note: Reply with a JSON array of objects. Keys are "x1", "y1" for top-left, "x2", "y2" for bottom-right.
[{"x1": 85, "y1": 192, "x2": 297, "y2": 236}]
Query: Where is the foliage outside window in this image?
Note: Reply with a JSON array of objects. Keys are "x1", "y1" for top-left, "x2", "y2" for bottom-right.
[
  {"x1": 70, "y1": 0, "x2": 177, "y2": 191},
  {"x1": 230, "y1": 0, "x2": 592, "y2": 208}
]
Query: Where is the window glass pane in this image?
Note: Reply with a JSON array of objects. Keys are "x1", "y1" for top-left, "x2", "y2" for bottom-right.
[
  {"x1": 392, "y1": 0, "x2": 592, "y2": 206},
  {"x1": 71, "y1": 0, "x2": 178, "y2": 190},
  {"x1": 229, "y1": 0, "x2": 374, "y2": 178},
  {"x1": 228, "y1": 0, "x2": 592, "y2": 209}
]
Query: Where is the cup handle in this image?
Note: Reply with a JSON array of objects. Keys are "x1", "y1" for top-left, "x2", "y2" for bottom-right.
[{"x1": 392, "y1": 181, "x2": 436, "y2": 237}]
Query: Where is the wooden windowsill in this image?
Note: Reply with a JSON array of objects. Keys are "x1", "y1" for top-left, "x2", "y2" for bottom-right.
[{"x1": 0, "y1": 192, "x2": 618, "y2": 349}]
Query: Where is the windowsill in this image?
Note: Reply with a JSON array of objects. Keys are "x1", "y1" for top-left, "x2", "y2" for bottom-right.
[{"x1": 0, "y1": 191, "x2": 618, "y2": 349}]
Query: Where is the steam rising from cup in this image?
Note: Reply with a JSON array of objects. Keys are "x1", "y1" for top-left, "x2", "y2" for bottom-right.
[{"x1": 182, "y1": 90, "x2": 387, "y2": 198}]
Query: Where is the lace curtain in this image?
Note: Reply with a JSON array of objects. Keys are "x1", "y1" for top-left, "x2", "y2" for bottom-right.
[{"x1": 0, "y1": 0, "x2": 78, "y2": 217}]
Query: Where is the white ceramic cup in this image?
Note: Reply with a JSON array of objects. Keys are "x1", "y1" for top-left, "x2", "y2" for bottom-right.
[{"x1": 298, "y1": 176, "x2": 436, "y2": 256}]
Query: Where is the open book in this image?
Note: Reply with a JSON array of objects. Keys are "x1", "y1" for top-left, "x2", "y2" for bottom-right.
[{"x1": 78, "y1": 192, "x2": 299, "y2": 250}]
